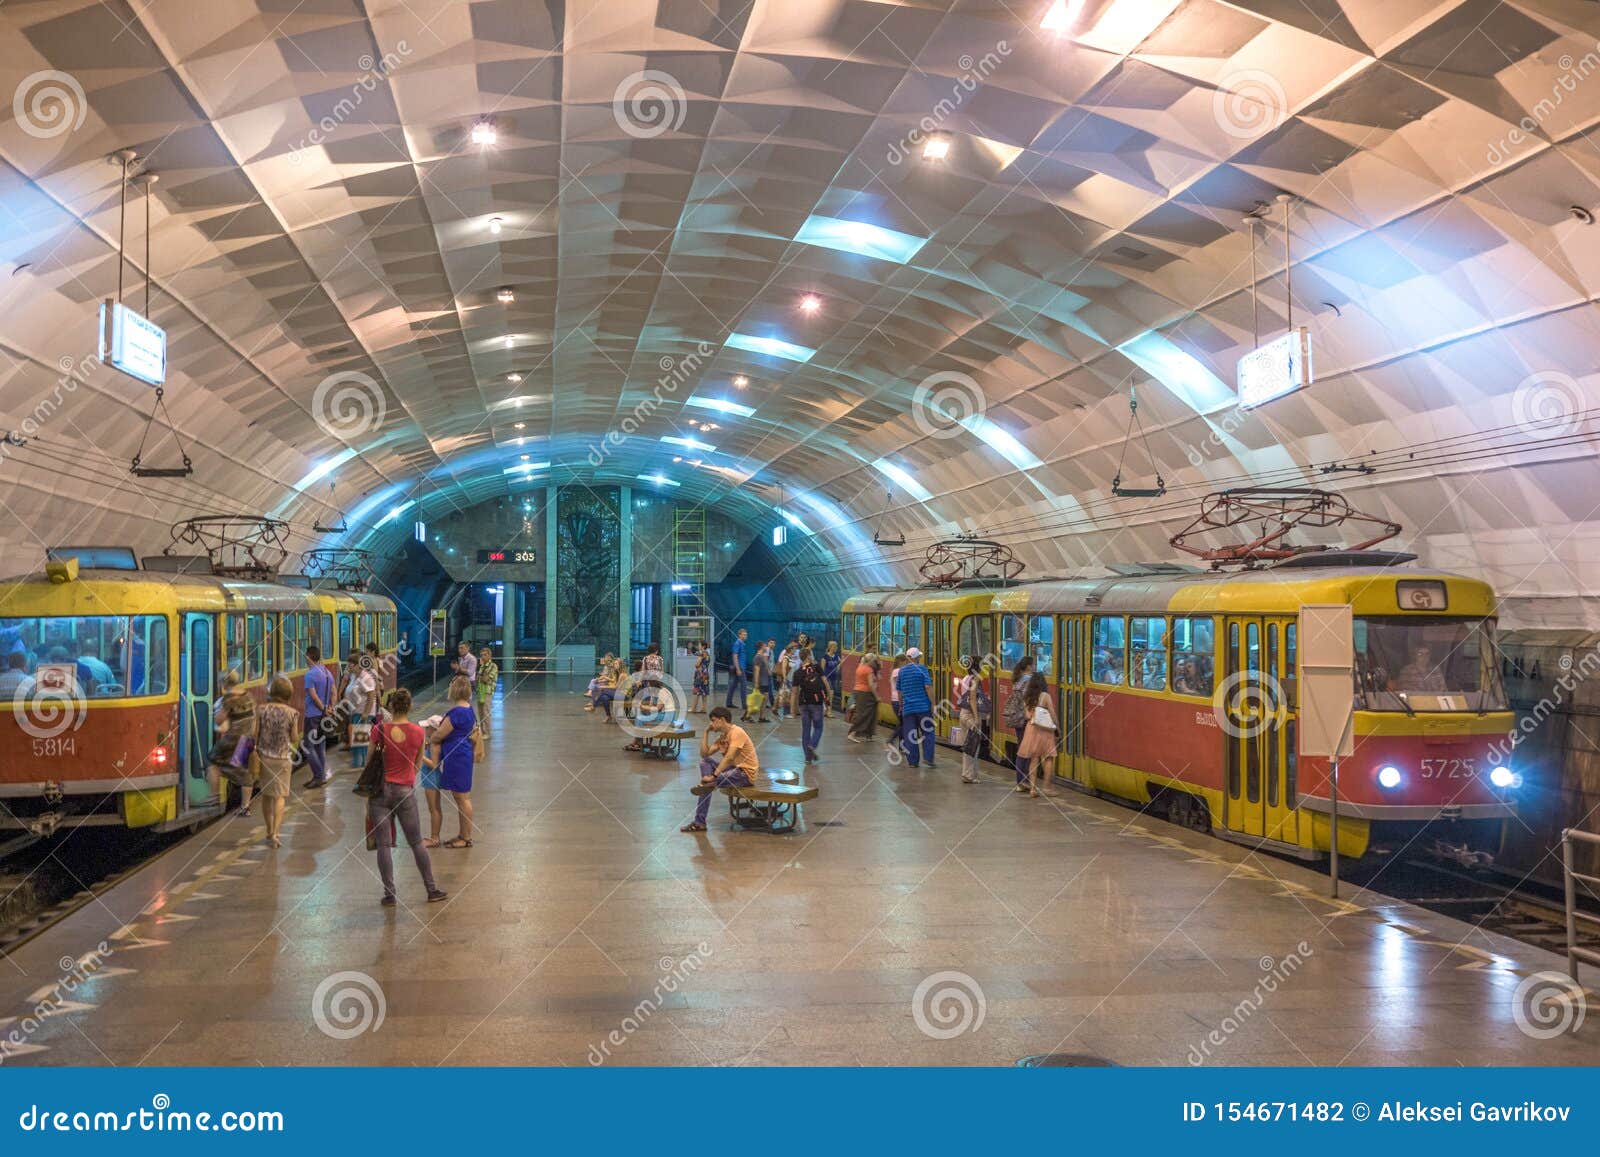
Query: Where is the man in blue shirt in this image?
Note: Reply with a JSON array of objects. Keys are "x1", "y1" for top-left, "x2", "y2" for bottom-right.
[
  {"x1": 723, "y1": 628, "x2": 748, "y2": 708},
  {"x1": 302, "y1": 645, "x2": 336, "y2": 788},
  {"x1": 896, "y1": 646, "x2": 936, "y2": 768}
]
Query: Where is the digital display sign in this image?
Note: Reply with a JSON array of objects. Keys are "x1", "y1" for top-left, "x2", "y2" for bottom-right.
[
  {"x1": 1237, "y1": 326, "x2": 1312, "y2": 409},
  {"x1": 477, "y1": 549, "x2": 538, "y2": 565},
  {"x1": 98, "y1": 300, "x2": 167, "y2": 386}
]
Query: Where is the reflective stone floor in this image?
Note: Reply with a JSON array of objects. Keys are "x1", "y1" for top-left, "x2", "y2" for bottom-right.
[{"x1": 1, "y1": 681, "x2": 1595, "y2": 1067}]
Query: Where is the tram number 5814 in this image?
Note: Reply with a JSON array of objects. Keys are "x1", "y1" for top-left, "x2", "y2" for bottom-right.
[
  {"x1": 1419, "y1": 757, "x2": 1476, "y2": 779},
  {"x1": 31, "y1": 737, "x2": 77, "y2": 758}
]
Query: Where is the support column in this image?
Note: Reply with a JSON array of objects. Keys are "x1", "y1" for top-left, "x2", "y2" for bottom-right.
[
  {"x1": 618, "y1": 485, "x2": 632, "y2": 660},
  {"x1": 544, "y1": 484, "x2": 559, "y2": 667},
  {"x1": 502, "y1": 581, "x2": 518, "y2": 693}
]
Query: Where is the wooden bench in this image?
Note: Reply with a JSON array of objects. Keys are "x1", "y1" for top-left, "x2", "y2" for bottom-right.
[
  {"x1": 633, "y1": 725, "x2": 695, "y2": 760},
  {"x1": 721, "y1": 770, "x2": 817, "y2": 834}
]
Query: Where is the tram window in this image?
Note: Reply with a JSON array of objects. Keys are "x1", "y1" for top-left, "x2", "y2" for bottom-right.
[
  {"x1": 226, "y1": 615, "x2": 245, "y2": 678},
  {"x1": 1128, "y1": 616, "x2": 1167, "y2": 691},
  {"x1": 280, "y1": 614, "x2": 300, "y2": 669},
  {"x1": 1284, "y1": 623, "x2": 1297, "y2": 709},
  {"x1": 263, "y1": 615, "x2": 278, "y2": 676},
  {"x1": 246, "y1": 615, "x2": 264, "y2": 681},
  {"x1": 1091, "y1": 617, "x2": 1126, "y2": 686},
  {"x1": 905, "y1": 615, "x2": 922, "y2": 654},
  {"x1": 1029, "y1": 616, "x2": 1055, "y2": 682},
  {"x1": 189, "y1": 619, "x2": 211, "y2": 699},
  {"x1": 1246, "y1": 723, "x2": 1261, "y2": 803},
  {"x1": 1170, "y1": 617, "x2": 1215, "y2": 698},
  {"x1": 878, "y1": 616, "x2": 893, "y2": 655},
  {"x1": 1286, "y1": 720, "x2": 1298, "y2": 806},
  {"x1": 321, "y1": 614, "x2": 333, "y2": 658},
  {"x1": 1000, "y1": 614, "x2": 1027, "y2": 674},
  {"x1": 337, "y1": 614, "x2": 353, "y2": 659},
  {"x1": 0, "y1": 614, "x2": 169, "y2": 698}
]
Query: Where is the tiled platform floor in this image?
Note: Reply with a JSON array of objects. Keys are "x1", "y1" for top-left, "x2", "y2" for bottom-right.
[{"x1": 1, "y1": 681, "x2": 1595, "y2": 1067}]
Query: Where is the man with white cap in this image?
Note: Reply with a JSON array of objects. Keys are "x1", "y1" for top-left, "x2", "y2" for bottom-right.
[{"x1": 897, "y1": 646, "x2": 935, "y2": 768}]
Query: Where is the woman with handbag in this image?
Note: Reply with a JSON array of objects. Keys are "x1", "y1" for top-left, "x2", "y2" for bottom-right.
[
  {"x1": 210, "y1": 669, "x2": 257, "y2": 817},
  {"x1": 1002, "y1": 657, "x2": 1035, "y2": 792},
  {"x1": 1015, "y1": 673, "x2": 1058, "y2": 798},
  {"x1": 429, "y1": 675, "x2": 482, "y2": 848},
  {"x1": 954, "y1": 656, "x2": 984, "y2": 784},
  {"x1": 254, "y1": 676, "x2": 301, "y2": 847}
]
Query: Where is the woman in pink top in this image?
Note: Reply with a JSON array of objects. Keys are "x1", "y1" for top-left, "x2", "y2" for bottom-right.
[{"x1": 368, "y1": 688, "x2": 447, "y2": 907}]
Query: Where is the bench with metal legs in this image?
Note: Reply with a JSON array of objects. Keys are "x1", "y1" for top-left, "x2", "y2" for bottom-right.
[{"x1": 721, "y1": 770, "x2": 818, "y2": 834}]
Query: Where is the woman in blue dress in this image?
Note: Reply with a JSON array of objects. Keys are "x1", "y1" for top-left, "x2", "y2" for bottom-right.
[{"x1": 428, "y1": 676, "x2": 479, "y2": 848}]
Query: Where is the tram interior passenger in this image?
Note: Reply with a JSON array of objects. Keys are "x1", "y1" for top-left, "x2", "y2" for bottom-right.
[{"x1": 0, "y1": 614, "x2": 170, "y2": 697}]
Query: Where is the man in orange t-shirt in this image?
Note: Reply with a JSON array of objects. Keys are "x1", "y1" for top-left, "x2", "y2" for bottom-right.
[{"x1": 681, "y1": 706, "x2": 760, "y2": 832}]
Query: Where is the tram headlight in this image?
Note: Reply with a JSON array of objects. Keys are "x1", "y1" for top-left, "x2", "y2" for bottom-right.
[
  {"x1": 1489, "y1": 765, "x2": 1517, "y2": 789},
  {"x1": 1377, "y1": 765, "x2": 1403, "y2": 790}
]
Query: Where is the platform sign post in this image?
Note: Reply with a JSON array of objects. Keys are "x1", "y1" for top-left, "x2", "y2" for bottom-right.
[
  {"x1": 428, "y1": 609, "x2": 447, "y2": 685},
  {"x1": 1299, "y1": 604, "x2": 1356, "y2": 897}
]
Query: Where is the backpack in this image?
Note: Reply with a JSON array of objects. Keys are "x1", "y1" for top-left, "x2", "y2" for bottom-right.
[
  {"x1": 959, "y1": 676, "x2": 990, "y2": 717},
  {"x1": 1002, "y1": 685, "x2": 1027, "y2": 727}
]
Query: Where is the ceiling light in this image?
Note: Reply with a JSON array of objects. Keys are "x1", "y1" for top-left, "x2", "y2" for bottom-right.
[
  {"x1": 1041, "y1": 0, "x2": 1083, "y2": 34},
  {"x1": 502, "y1": 461, "x2": 549, "y2": 475},
  {"x1": 672, "y1": 456, "x2": 683, "y2": 463},
  {"x1": 873, "y1": 458, "x2": 933, "y2": 502},
  {"x1": 513, "y1": 422, "x2": 525, "y2": 430},
  {"x1": 507, "y1": 372, "x2": 522, "y2": 382},
  {"x1": 724, "y1": 333, "x2": 816, "y2": 363},
  {"x1": 799, "y1": 294, "x2": 822, "y2": 315},
  {"x1": 923, "y1": 135, "x2": 951, "y2": 161},
  {"x1": 662, "y1": 435, "x2": 716, "y2": 453},
  {"x1": 733, "y1": 375, "x2": 749, "y2": 388},
  {"x1": 686, "y1": 395, "x2": 756, "y2": 418},
  {"x1": 496, "y1": 287, "x2": 515, "y2": 304},
  {"x1": 471, "y1": 119, "x2": 497, "y2": 146},
  {"x1": 504, "y1": 336, "x2": 514, "y2": 348},
  {"x1": 638, "y1": 473, "x2": 680, "y2": 487},
  {"x1": 796, "y1": 216, "x2": 927, "y2": 264},
  {"x1": 489, "y1": 216, "x2": 503, "y2": 234},
  {"x1": 701, "y1": 423, "x2": 718, "y2": 431},
  {"x1": 520, "y1": 454, "x2": 530, "y2": 461}
]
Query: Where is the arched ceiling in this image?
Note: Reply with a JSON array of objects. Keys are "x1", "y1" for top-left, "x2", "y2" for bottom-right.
[{"x1": 1, "y1": 0, "x2": 1598, "y2": 624}]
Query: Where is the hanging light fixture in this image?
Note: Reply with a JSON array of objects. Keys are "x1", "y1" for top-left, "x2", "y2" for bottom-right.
[{"x1": 496, "y1": 287, "x2": 515, "y2": 304}]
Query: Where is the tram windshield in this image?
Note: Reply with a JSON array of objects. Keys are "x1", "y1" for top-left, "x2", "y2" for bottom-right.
[
  {"x1": 0, "y1": 615, "x2": 170, "y2": 699},
  {"x1": 1354, "y1": 617, "x2": 1505, "y2": 712}
]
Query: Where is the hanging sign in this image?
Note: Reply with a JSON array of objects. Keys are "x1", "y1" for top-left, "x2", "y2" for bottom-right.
[
  {"x1": 1237, "y1": 326, "x2": 1311, "y2": 409},
  {"x1": 428, "y1": 609, "x2": 447, "y2": 658},
  {"x1": 98, "y1": 300, "x2": 167, "y2": 386}
]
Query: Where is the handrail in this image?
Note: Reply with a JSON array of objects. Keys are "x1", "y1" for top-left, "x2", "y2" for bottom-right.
[
  {"x1": 1560, "y1": 828, "x2": 1600, "y2": 982},
  {"x1": 503, "y1": 655, "x2": 576, "y2": 677}
]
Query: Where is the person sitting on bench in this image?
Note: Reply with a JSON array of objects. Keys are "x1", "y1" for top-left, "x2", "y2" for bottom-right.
[{"x1": 681, "y1": 706, "x2": 759, "y2": 833}]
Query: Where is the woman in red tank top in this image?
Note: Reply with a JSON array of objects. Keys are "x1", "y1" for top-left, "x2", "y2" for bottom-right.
[{"x1": 368, "y1": 688, "x2": 447, "y2": 906}]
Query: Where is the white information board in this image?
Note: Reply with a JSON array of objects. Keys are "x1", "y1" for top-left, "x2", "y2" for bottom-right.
[
  {"x1": 1298, "y1": 603, "x2": 1354, "y2": 759},
  {"x1": 98, "y1": 300, "x2": 167, "y2": 386}
]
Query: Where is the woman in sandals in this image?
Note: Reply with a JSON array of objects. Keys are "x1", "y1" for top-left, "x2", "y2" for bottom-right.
[
  {"x1": 429, "y1": 675, "x2": 480, "y2": 848},
  {"x1": 254, "y1": 676, "x2": 300, "y2": 847},
  {"x1": 1015, "y1": 673, "x2": 1058, "y2": 797}
]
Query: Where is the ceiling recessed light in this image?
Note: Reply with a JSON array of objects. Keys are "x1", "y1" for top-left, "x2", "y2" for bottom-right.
[
  {"x1": 799, "y1": 294, "x2": 822, "y2": 315},
  {"x1": 507, "y1": 372, "x2": 522, "y2": 382},
  {"x1": 471, "y1": 119, "x2": 497, "y2": 146},
  {"x1": 733, "y1": 375, "x2": 749, "y2": 388},
  {"x1": 923, "y1": 135, "x2": 951, "y2": 161},
  {"x1": 489, "y1": 216, "x2": 503, "y2": 234},
  {"x1": 496, "y1": 287, "x2": 515, "y2": 304},
  {"x1": 520, "y1": 454, "x2": 530, "y2": 461},
  {"x1": 1041, "y1": 0, "x2": 1082, "y2": 33},
  {"x1": 513, "y1": 422, "x2": 525, "y2": 430},
  {"x1": 504, "y1": 336, "x2": 514, "y2": 348}
]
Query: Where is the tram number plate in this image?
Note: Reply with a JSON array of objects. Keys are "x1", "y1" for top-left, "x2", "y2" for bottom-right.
[
  {"x1": 31, "y1": 736, "x2": 77, "y2": 757},
  {"x1": 1420, "y1": 757, "x2": 1475, "y2": 779}
]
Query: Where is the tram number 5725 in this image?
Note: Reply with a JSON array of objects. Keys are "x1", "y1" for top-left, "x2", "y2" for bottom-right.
[{"x1": 1419, "y1": 757, "x2": 1476, "y2": 779}]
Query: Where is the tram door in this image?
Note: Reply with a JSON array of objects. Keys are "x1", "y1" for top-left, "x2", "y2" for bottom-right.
[
  {"x1": 1060, "y1": 616, "x2": 1089, "y2": 785},
  {"x1": 1221, "y1": 616, "x2": 1298, "y2": 843},
  {"x1": 928, "y1": 616, "x2": 952, "y2": 740},
  {"x1": 182, "y1": 613, "x2": 218, "y2": 807}
]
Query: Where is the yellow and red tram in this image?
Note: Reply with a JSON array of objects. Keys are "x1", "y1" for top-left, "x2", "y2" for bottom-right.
[
  {"x1": 843, "y1": 559, "x2": 1519, "y2": 861},
  {"x1": 0, "y1": 560, "x2": 396, "y2": 841}
]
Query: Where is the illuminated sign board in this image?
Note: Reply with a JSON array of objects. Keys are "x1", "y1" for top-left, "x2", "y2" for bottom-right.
[
  {"x1": 98, "y1": 300, "x2": 167, "y2": 386},
  {"x1": 476, "y1": 549, "x2": 538, "y2": 564},
  {"x1": 1236, "y1": 327, "x2": 1312, "y2": 409}
]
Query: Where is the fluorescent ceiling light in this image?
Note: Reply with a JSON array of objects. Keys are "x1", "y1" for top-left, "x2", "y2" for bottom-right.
[
  {"x1": 502, "y1": 461, "x2": 550, "y2": 475},
  {"x1": 662, "y1": 435, "x2": 716, "y2": 453},
  {"x1": 775, "y1": 506, "x2": 814, "y2": 536},
  {"x1": 1041, "y1": 0, "x2": 1084, "y2": 34},
  {"x1": 490, "y1": 395, "x2": 548, "y2": 411},
  {"x1": 725, "y1": 333, "x2": 815, "y2": 364},
  {"x1": 1117, "y1": 332, "x2": 1234, "y2": 415},
  {"x1": 471, "y1": 120, "x2": 497, "y2": 146},
  {"x1": 958, "y1": 414, "x2": 1044, "y2": 470},
  {"x1": 872, "y1": 458, "x2": 933, "y2": 501},
  {"x1": 795, "y1": 215, "x2": 927, "y2": 264},
  {"x1": 638, "y1": 473, "x2": 680, "y2": 487},
  {"x1": 923, "y1": 136, "x2": 951, "y2": 161},
  {"x1": 686, "y1": 395, "x2": 755, "y2": 418},
  {"x1": 374, "y1": 499, "x2": 416, "y2": 527},
  {"x1": 293, "y1": 448, "x2": 357, "y2": 493}
]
